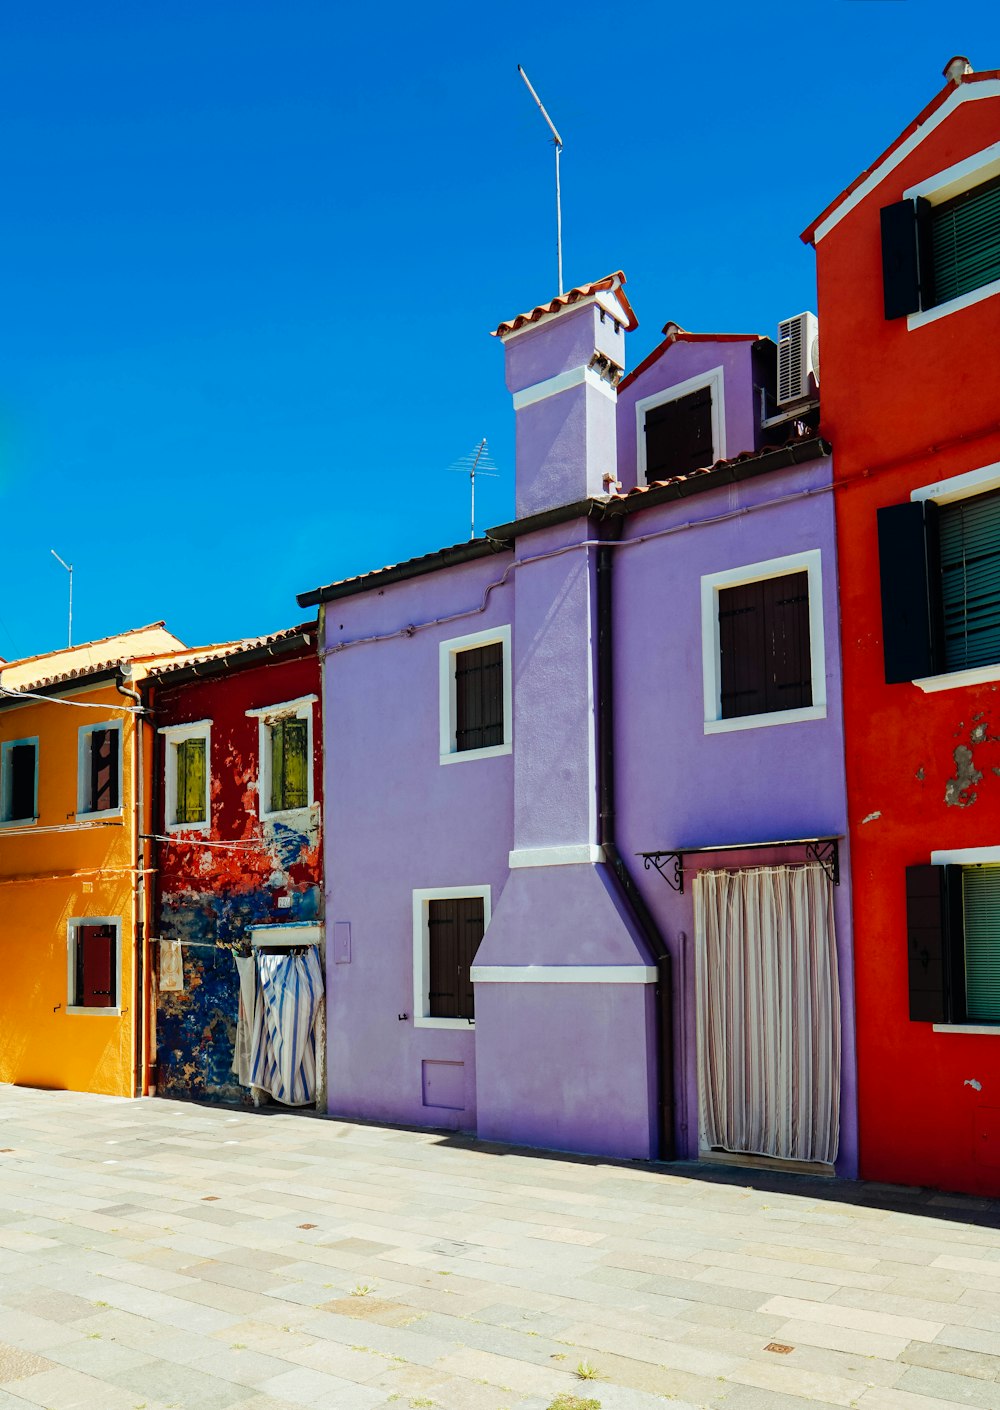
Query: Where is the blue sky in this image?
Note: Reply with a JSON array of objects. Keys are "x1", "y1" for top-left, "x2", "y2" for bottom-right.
[{"x1": 0, "y1": 1, "x2": 991, "y2": 660}]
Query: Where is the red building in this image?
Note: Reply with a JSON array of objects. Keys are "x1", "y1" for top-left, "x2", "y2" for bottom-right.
[
  {"x1": 143, "y1": 625, "x2": 324, "y2": 1105},
  {"x1": 804, "y1": 56, "x2": 1000, "y2": 1193}
]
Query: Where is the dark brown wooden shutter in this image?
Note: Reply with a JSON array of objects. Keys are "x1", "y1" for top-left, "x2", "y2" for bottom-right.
[
  {"x1": 877, "y1": 500, "x2": 943, "y2": 683},
  {"x1": 78, "y1": 924, "x2": 116, "y2": 1007},
  {"x1": 90, "y1": 729, "x2": 119, "y2": 812},
  {"x1": 455, "y1": 643, "x2": 503, "y2": 752},
  {"x1": 719, "y1": 571, "x2": 811, "y2": 719},
  {"x1": 644, "y1": 386, "x2": 714, "y2": 483},
  {"x1": 9, "y1": 743, "x2": 36, "y2": 819},
  {"x1": 905, "y1": 864, "x2": 963, "y2": 1023},
  {"x1": 427, "y1": 897, "x2": 485, "y2": 1019}
]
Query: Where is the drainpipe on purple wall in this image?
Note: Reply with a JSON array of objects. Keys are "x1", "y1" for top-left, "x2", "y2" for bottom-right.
[{"x1": 596, "y1": 522, "x2": 675, "y2": 1160}]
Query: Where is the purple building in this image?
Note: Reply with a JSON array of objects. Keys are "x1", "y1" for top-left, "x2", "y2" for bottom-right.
[{"x1": 300, "y1": 272, "x2": 858, "y2": 1177}]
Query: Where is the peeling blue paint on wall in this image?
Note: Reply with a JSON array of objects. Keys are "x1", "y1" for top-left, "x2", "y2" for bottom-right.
[{"x1": 156, "y1": 884, "x2": 321, "y2": 1104}]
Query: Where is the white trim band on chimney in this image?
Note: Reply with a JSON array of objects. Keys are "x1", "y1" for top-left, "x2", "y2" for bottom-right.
[
  {"x1": 470, "y1": 965, "x2": 657, "y2": 984},
  {"x1": 512, "y1": 365, "x2": 618, "y2": 412},
  {"x1": 508, "y1": 844, "x2": 606, "y2": 868}
]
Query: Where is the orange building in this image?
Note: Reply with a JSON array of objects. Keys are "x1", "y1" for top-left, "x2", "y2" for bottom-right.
[
  {"x1": 804, "y1": 57, "x2": 1000, "y2": 1193},
  {"x1": 0, "y1": 625, "x2": 182, "y2": 1097}
]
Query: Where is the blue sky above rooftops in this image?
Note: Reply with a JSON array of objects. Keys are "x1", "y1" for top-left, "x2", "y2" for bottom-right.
[{"x1": 0, "y1": 0, "x2": 990, "y2": 660}]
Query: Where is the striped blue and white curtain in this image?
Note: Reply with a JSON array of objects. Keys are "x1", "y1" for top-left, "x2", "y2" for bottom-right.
[
  {"x1": 248, "y1": 948, "x2": 325, "y2": 1107},
  {"x1": 695, "y1": 864, "x2": 840, "y2": 1165}
]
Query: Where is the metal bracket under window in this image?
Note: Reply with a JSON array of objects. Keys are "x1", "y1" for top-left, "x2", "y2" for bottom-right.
[{"x1": 639, "y1": 836, "x2": 840, "y2": 895}]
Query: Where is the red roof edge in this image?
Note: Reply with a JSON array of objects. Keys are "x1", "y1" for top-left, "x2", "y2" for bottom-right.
[
  {"x1": 801, "y1": 70, "x2": 1000, "y2": 245},
  {"x1": 618, "y1": 326, "x2": 761, "y2": 393},
  {"x1": 492, "y1": 271, "x2": 638, "y2": 338}
]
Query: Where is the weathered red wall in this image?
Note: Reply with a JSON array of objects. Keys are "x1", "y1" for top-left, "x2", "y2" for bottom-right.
[
  {"x1": 815, "y1": 86, "x2": 1000, "y2": 1194},
  {"x1": 153, "y1": 645, "x2": 323, "y2": 1100}
]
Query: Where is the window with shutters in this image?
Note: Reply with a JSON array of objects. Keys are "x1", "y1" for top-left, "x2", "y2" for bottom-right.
[
  {"x1": 412, "y1": 886, "x2": 490, "y2": 1028},
  {"x1": 77, "y1": 721, "x2": 122, "y2": 816},
  {"x1": 881, "y1": 146, "x2": 1000, "y2": 327},
  {"x1": 0, "y1": 736, "x2": 38, "y2": 825},
  {"x1": 879, "y1": 472, "x2": 1000, "y2": 689},
  {"x1": 246, "y1": 696, "x2": 317, "y2": 819},
  {"x1": 439, "y1": 627, "x2": 512, "y2": 764},
  {"x1": 160, "y1": 721, "x2": 211, "y2": 832},
  {"x1": 905, "y1": 860, "x2": 1000, "y2": 1030},
  {"x1": 635, "y1": 368, "x2": 725, "y2": 486},
  {"x1": 66, "y1": 916, "x2": 121, "y2": 1015},
  {"x1": 701, "y1": 550, "x2": 827, "y2": 734}
]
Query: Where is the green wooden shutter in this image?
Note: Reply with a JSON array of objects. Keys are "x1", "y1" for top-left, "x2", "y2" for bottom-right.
[
  {"x1": 283, "y1": 719, "x2": 308, "y2": 808},
  {"x1": 175, "y1": 738, "x2": 206, "y2": 824},
  {"x1": 931, "y1": 176, "x2": 1000, "y2": 307},
  {"x1": 271, "y1": 718, "x2": 308, "y2": 810},
  {"x1": 961, "y1": 866, "x2": 1000, "y2": 1023},
  {"x1": 939, "y1": 488, "x2": 1000, "y2": 671}
]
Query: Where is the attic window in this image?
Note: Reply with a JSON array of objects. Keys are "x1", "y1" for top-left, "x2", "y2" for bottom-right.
[{"x1": 636, "y1": 368, "x2": 725, "y2": 486}]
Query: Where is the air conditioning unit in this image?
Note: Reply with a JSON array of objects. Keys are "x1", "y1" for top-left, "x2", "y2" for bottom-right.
[{"x1": 776, "y1": 311, "x2": 819, "y2": 406}]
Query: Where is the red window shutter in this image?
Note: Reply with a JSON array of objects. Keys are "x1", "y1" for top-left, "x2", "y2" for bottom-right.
[
  {"x1": 455, "y1": 643, "x2": 504, "y2": 752},
  {"x1": 719, "y1": 572, "x2": 812, "y2": 719},
  {"x1": 427, "y1": 897, "x2": 485, "y2": 1019},
  {"x1": 78, "y1": 925, "x2": 116, "y2": 1007},
  {"x1": 644, "y1": 387, "x2": 714, "y2": 483},
  {"x1": 428, "y1": 900, "x2": 458, "y2": 1017},
  {"x1": 905, "y1": 865, "x2": 963, "y2": 1023},
  {"x1": 90, "y1": 729, "x2": 119, "y2": 812}
]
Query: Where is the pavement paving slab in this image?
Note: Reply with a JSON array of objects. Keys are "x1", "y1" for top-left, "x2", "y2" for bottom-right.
[{"x1": 1, "y1": 1085, "x2": 999, "y2": 1410}]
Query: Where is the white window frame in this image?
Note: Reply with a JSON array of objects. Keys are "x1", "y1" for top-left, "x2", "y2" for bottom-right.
[
  {"x1": 634, "y1": 366, "x2": 726, "y2": 487},
  {"x1": 0, "y1": 735, "x2": 39, "y2": 826},
  {"x1": 412, "y1": 885, "x2": 491, "y2": 1030},
  {"x1": 911, "y1": 461, "x2": 1000, "y2": 693},
  {"x1": 439, "y1": 626, "x2": 512, "y2": 765},
  {"x1": 76, "y1": 719, "x2": 124, "y2": 820},
  {"x1": 701, "y1": 548, "x2": 827, "y2": 734},
  {"x1": 245, "y1": 695, "x2": 317, "y2": 821},
  {"x1": 905, "y1": 140, "x2": 1000, "y2": 331},
  {"x1": 159, "y1": 720, "x2": 212, "y2": 833},
  {"x1": 66, "y1": 915, "x2": 122, "y2": 1017},
  {"x1": 927, "y1": 848, "x2": 1000, "y2": 1036}
]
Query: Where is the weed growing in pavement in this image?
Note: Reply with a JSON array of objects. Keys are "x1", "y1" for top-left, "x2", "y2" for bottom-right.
[
  {"x1": 351, "y1": 1283, "x2": 375, "y2": 1296},
  {"x1": 547, "y1": 1397, "x2": 601, "y2": 1410},
  {"x1": 575, "y1": 1361, "x2": 601, "y2": 1381}
]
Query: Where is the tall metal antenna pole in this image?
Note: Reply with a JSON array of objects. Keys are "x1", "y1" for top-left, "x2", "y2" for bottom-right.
[
  {"x1": 517, "y1": 65, "x2": 564, "y2": 295},
  {"x1": 469, "y1": 438, "x2": 486, "y2": 541},
  {"x1": 51, "y1": 549, "x2": 73, "y2": 648}
]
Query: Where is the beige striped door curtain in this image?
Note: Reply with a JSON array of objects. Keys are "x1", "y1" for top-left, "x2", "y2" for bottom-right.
[{"x1": 694, "y1": 864, "x2": 840, "y2": 1165}]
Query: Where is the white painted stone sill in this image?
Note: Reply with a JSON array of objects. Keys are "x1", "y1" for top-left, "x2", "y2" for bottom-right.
[
  {"x1": 932, "y1": 1024, "x2": 1000, "y2": 1036},
  {"x1": 914, "y1": 665, "x2": 1000, "y2": 693}
]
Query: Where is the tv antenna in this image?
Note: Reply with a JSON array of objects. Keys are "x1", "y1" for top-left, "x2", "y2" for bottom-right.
[
  {"x1": 518, "y1": 64, "x2": 564, "y2": 296},
  {"x1": 448, "y1": 439, "x2": 499, "y2": 540},
  {"x1": 51, "y1": 549, "x2": 73, "y2": 649}
]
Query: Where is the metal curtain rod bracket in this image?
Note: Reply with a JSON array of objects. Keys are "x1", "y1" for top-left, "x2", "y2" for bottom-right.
[{"x1": 638, "y1": 836, "x2": 841, "y2": 894}]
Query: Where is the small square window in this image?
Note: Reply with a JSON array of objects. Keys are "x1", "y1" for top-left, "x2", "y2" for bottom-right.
[
  {"x1": 246, "y1": 697, "x2": 316, "y2": 819},
  {"x1": 412, "y1": 887, "x2": 490, "y2": 1029},
  {"x1": 702, "y1": 551, "x2": 826, "y2": 733},
  {"x1": 635, "y1": 368, "x2": 725, "y2": 487},
  {"x1": 718, "y1": 571, "x2": 812, "y2": 719},
  {"x1": 880, "y1": 471, "x2": 1000, "y2": 688},
  {"x1": 67, "y1": 918, "x2": 120, "y2": 1014},
  {"x1": 439, "y1": 627, "x2": 512, "y2": 764},
  {"x1": 906, "y1": 862, "x2": 1000, "y2": 1027},
  {"x1": 1, "y1": 737, "x2": 38, "y2": 824},
  {"x1": 160, "y1": 721, "x2": 211, "y2": 831},
  {"x1": 78, "y1": 722, "x2": 121, "y2": 815}
]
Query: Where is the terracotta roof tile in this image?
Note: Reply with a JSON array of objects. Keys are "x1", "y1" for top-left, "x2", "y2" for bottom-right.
[
  {"x1": 492, "y1": 271, "x2": 638, "y2": 337},
  {"x1": 142, "y1": 623, "x2": 317, "y2": 679}
]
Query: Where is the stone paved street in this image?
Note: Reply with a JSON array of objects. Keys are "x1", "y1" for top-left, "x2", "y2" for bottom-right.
[{"x1": 1, "y1": 1089, "x2": 999, "y2": 1410}]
